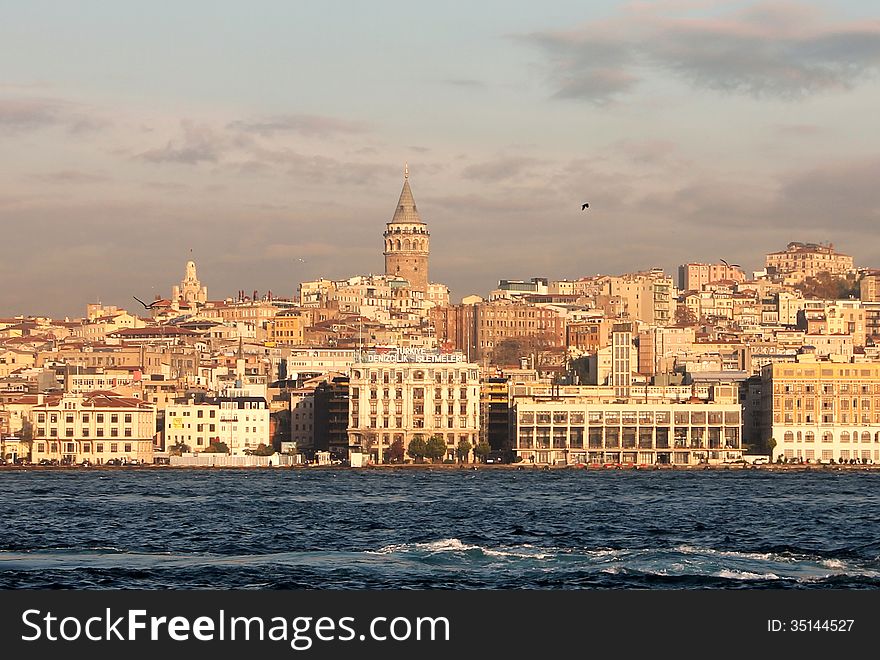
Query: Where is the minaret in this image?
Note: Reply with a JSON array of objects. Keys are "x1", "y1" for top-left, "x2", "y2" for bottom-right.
[{"x1": 383, "y1": 164, "x2": 429, "y2": 293}]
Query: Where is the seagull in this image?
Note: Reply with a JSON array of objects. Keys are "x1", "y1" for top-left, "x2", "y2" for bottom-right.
[
  {"x1": 720, "y1": 259, "x2": 729, "y2": 267},
  {"x1": 730, "y1": 264, "x2": 741, "y2": 268},
  {"x1": 581, "y1": 202, "x2": 589, "y2": 210},
  {"x1": 133, "y1": 296, "x2": 160, "y2": 310},
  {"x1": 297, "y1": 258, "x2": 306, "y2": 263}
]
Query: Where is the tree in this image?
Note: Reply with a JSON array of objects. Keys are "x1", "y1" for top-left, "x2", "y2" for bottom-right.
[
  {"x1": 767, "y1": 437, "x2": 777, "y2": 459},
  {"x1": 362, "y1": 432, "x2": 378, "y2": 462},
  {"x1": 456, "y1": 438, "x2": 472, "y2": 463},
  {"x1": 425, "y1": 435, "x2": 447, "y2": 463},
  {"x1": 794, "y1": 271, "x2": 860, "y2": 300},
  {"x1": 248, "y1": 443, "x2": 275, "y2": 456},
  {"x1": 169, "y1": 441, "x2": 190, "y2": 457},
  {"x1": 202, "y1": 440, "x2": 229, "y2": 454},
  {"x1": 473, "y1": 440, "x2": 491, "y2": 463},
  {"x1": 675, "y1": 304, "x2": 698, "y2": 326},
  {"x1": 407, "y1": 435, "x2": 427, "y2": 462},
  {"x1": 387, "y1": 438, "x2": 405, "y2": 463}
]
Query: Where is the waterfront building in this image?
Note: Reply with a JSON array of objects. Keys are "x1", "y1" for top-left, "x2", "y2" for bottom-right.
[
  {"x1": 31, "y1": 391, "x2": 155, "y2": 464},
  {"x1": 511, "y1": 383, "x2": 742, "y2": 465},
  {"x1": 165, "y1": 390, "x2": 269, "y2": 455},
  {"x1": 759, "y1": 360, "x2": 880, "y2": 463},
  {"x1": 314, "y1": 375, "x2": 350, "y2": 458},
  {"x1": 347, "y1": 349, "x2": 480, "y2": 463}
]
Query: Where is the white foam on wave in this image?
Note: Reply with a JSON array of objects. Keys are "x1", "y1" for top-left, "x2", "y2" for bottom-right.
[
  {"x1": 717, "y1": 569, "x2": 780, "y2": 580},
  {"x1": 368, "y1": 538, "x2": 554, "y2": 560}
]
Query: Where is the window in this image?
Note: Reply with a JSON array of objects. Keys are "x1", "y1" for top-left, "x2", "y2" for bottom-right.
[
  {"x1": 111, "y1": 428, "x2": 119, "y2": 437},
  {"x1": 96, "y1": 444, "x2": 103, "y2": 453},
  {"x1": 124, "y1": 428, "x2": 132, "y2": 437},
  {"x1": 111, "y1": 443, "x2": 118, "y2": 452},
  {"x1": 82, "y1": 428, "x2": 90, "y2": 437},
  {"x1": 111, "y1": 414, "x2": 118, "y2": 424},
  {"x1": 124, "y1": 443, "x2": 132, "y2": 452}
]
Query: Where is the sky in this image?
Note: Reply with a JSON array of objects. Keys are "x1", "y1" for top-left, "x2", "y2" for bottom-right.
[{"x1": 2, "y1": 0, "x2": 880, "y2": 318}]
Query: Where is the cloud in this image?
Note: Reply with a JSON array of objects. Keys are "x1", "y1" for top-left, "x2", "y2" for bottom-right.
[
  {"x1": 519, "y1": 1, "x2": 880, "y2": 102},
  {"x1": 0, "y1": 96, "x2": 112, "y2": 134},
  {"x1": 773, "y1": 123, "x2": 826, "y2": 137},
  {"x1": 28, "y1": 170, "x2": 110, "y2": 184},
  {"x1": 442, "y1": 78, "x2": 488, "y2": 89},
  {"x1": 138, "y1": 120, "x2": 227, "y2": 164},
  {"x1": 773, "y1": 157, "x2": 880, "y2": 231},
  {"x1": 228, "y1": 114, "x2": 369, "y2": 137},
  {"x1": 461, "y1": 156, "x2": 544, "y2": 182},
  {"x1": 0, "y1": 97, "x2": 66, "y2": 130}
]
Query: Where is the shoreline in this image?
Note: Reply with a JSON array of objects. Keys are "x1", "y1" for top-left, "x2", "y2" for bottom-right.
[{"x1": 2, "y1": 462, "x2": 879, "y2": 473}]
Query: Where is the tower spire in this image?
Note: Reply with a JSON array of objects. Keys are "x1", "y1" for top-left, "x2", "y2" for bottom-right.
[{"x1": 404, "y1": 162, "x2": 409, "y2": 179}]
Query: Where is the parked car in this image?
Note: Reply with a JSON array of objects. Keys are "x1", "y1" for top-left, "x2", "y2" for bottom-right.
[
  {"x1": 80, "y1": 459, "x2": 92, "y2": 467},
  {"x1": 105, "y1": 458, "x2": 122, "y2": 466}
]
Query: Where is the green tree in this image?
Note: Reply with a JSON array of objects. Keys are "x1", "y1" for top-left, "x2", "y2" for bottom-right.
[
  {"x1": 387, "y1": 438, "x2": 405, "y2": 463},
  {"x1": 473, "y1": 440, "x2": 491, "y2": 463},
  {"x1": 425, "y1": 435, "x2": 447, "y2": 463},
  {"x1": 248, "y1": 443, "x2": 275, "y2": 456},
  {"x1": 767, "y1": 437, "x2": 777, "y2": 459},
  {"x1": 18, "y1": 419, "x2": 34, "y2": 459},
  {"x1": 407, "y1": 435, "x2": 427, "y2": 462},
  {"x1": 456, "y1": 438, "x2": 472, "y2": 463},
  {"x1": 169, "y1": 441, "x2": 190, "y2": 456},
  {"x1": 202, "y1": 441, "x2": 229, "y2": 454}
]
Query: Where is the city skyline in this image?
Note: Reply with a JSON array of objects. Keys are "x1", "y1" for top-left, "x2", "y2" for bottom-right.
[{"x1": 3, "y1": 0, "x2": 880, "y2": 317}]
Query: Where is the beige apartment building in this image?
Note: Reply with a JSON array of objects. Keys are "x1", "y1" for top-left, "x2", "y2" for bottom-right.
[
  {"x1": 760, "y1": 361, "x2": 880, "y2": 463},
  {"x1": 165, "y1": 391, "x2": 270, "y2": 455},
  {"x1": 860, "y1": 271, "x2": 880, "y2": 303},
  {"x1": 678, "y1": 262, "x2": 746, "y2": 291},
  {"x1": 31, "y1": 392, "x2": 156, "y2": 464},
  {"x1": 765, "y1": 242, "x2": 854, "y2": 284},
  {"x1": 347, "y1": 349, "x2": 480, "y2": 463},
  {"x1": 598, "y1": 270, "x2": 674, "y2": 325}
]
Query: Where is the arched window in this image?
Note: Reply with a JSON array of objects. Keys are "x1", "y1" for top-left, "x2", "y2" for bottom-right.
[
  {"x1": 396, "y1": 239, "x2": 401, "y2": 250},
  {"x1": 862, "y1": 431, "x2": 871, "y2": 443},
  {"x1": 784, "y1": 431, "x2": 794, "y2": 443},
  {"x1": 840, "y1": 431, "x2": 850, "y2": 443},
  {"x1": 404, "y1": 239, "x2": 411, "y2": 250},
  {"x1": 822, "y1": 431, "x2": 833, "y2": 443},
  {"x1": 413, "y1": 370, "x2": 424, "y2": 380},
  {"x1": 805, "y1": 431, "x2": 814, "y2": 443}
]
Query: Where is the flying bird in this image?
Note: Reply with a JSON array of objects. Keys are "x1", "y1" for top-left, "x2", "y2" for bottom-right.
[
  {"x1": 730, "y1": 264, "x2": 741, "y2": 268},
  {"x1": 720, "y1": 259, "x2": 729, "y2": 267},
  {"x1": 581, "y1": 202, "x2": 589, "y2": 210},
  {"x1": 133, "y1": 296, "x2": 160, "y2": 310}
]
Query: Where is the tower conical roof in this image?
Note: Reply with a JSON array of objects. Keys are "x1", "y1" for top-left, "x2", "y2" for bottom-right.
[{"x1": 390, "y1": 171, "x2": 424, "y2": 225}]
